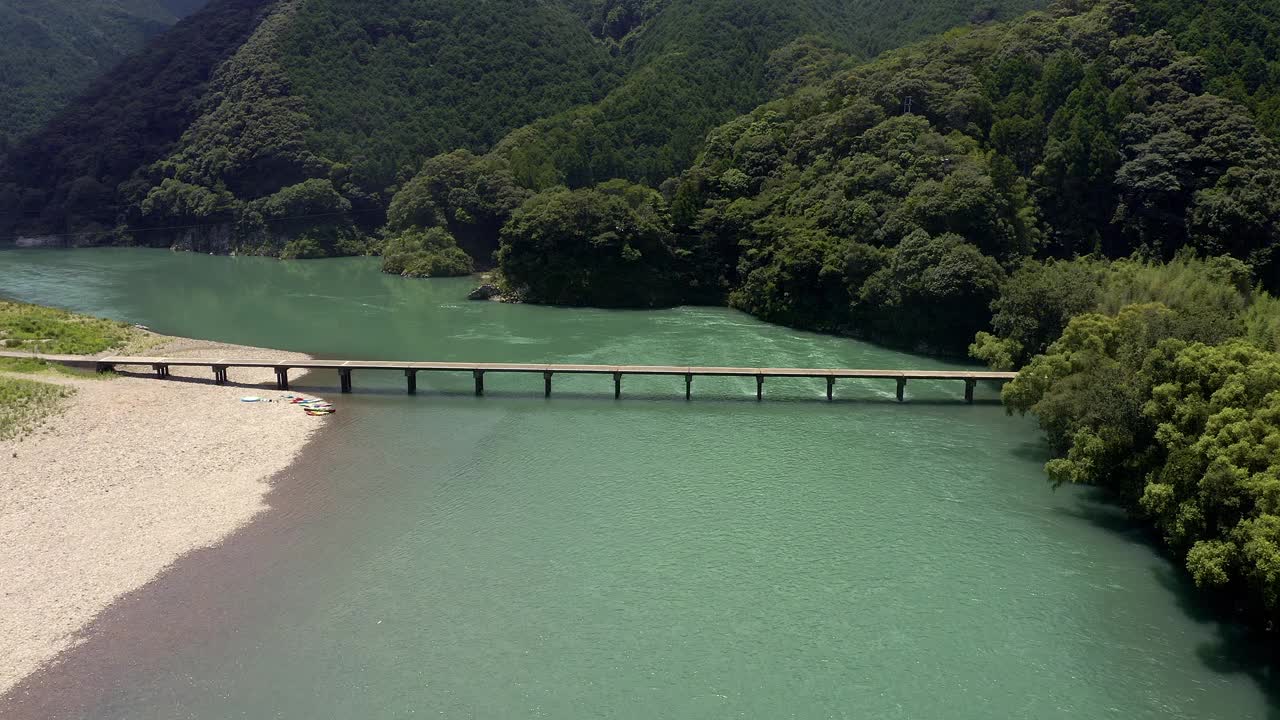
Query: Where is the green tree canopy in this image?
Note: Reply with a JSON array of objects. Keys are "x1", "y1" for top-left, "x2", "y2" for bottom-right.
[
  {"x1": 382, "y1": 227, "x2": 474, "y2": 278},
  {"x1": 498, "y1": 181, "x2": 682, "y2": 307}
]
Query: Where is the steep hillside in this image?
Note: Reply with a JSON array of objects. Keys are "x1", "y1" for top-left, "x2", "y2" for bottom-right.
[
  {"x1": 445, "y1": 0, "x2": 1049, "y2": 191},
  {"x1": 0, "y1": 0, "x2": 208, "y2": 148},
  {"x1": 273, "y1": 0, "x2": 618, "y2": 190},
  {"x1": 1, "y1": 0, "x2": 1046, "y2": 256},
  {"x1": 0, "y1": 0, "x2": 275, "y2": 240},
  {"x1": 473, "y1": 0, "x2": 1279, "y2": 340},
  {"x1": 1136, "y1": 0, "x2": 1280, "y2": 139},
  {"x1": 0, "y1": 0, "x2": 622, "y2": 251},
  {"x1": 384, "y1": 0, "x2": 1051, "y2": 269}
]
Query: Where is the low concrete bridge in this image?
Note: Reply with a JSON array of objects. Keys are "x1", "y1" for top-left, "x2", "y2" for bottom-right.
[{"x1": 36, "y1": 354, "x2": 1014, "y2": 403}]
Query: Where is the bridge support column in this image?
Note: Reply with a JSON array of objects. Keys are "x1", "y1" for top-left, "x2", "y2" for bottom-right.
[
  {"x1": 339, "y1": 368, "x2": 352, "y2": 394},
  {"x1": 152, "y1": 364, "x2": 169, "y2": 379},
  {"x1": 96, "y1": 362, "x2": 115, "y2": 374},
  {"x1": 274, "y1": 367, "x2": 289, "y2": 391},
  {"x1": 756, "y1": 375, "x2": 764, "y2": 401},
  {"x1": 213, "y1": 365, "x2": 228, "y2": 385},
  {"x1": 405, "y1": 369, "x2": 417, "y2": 395},
  {"x1": 685, "y1": 373, "x2": 693, "y2": 400},
  {"x1": 544, "y1": 371, "x2": 553, "y2": 398},
  {"x1": 613, "y1": 372, "x2": 622, "y2": 399},
  {"x1": 964, "y1": 379, "x2": 976, "y2": 404},
  {"x1": 896, "y1": 378, "x2": 906, "y2": 403},
  {"x1": 826, "y1": 376, "x2": 835, "y2": 401},
  {"x1": 474, "y1": 370, "x2": 485, "y2": 396}
]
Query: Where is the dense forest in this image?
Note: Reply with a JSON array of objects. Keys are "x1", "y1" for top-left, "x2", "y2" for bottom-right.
[
  {"x1": 1135, "y1": 0, "x2": 1280, "y2": 140},
  {"x1": 643, "y1": 0, "x2": 1280, "y2": 346},
  {"x1": 480, "y1": 0, "x2": 1046, "y2": 190},
  {"x1": 0, "y1": 0, "x2": 208, "y2": 148},
  {"x1": 0, "y1": 0, "x2": 1043, "y2": 254},
  {"x1": 274, "y1": 0, "x2": 619, "y2": 191},
  {"x1": 0, "y1": 0, "x2": 275, "y2": 242},
  {"x1": 388, "y1": 0, "x2": 1278, "y2": 326}
]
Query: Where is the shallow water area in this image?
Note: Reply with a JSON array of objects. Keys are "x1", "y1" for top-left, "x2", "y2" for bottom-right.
[{"x1": 0, "y1": 248, "x2": 1275, "y2": 719}]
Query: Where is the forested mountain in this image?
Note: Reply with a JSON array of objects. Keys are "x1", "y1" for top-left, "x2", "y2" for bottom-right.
[
  {"x1": 482, "y1": 0, "x2": 1045, "y2": 190},
  {"x1": 1136, "y1": 0, "x2": 1280, "y2": 139},
  {"x1": 0, "y1": 0, "x2": 1042, "y2": 254},
  {"x1": 274, "y1": 0, "x2": 618, "y2": 190},
  {"x1": 0, "y1": 0, "x2": 276, "y2": 241},
  {"x1": 473, "y1": 0, "x2": 1279, "y2": 335},
  {"x1": 0, "y1": 0, "x2": 208, "y2": 148}
]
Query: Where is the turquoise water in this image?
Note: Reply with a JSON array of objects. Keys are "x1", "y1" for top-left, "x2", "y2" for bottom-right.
[{"x1": 0, "y1": 248, "x2": 1274, "y2": 719}]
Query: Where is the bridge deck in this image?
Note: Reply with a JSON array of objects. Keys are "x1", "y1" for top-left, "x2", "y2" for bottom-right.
[
  {"x1": 83, "y1": 355, "x2": 1014, "y2": 381},
  {"x1": 0, "y1": 351, "x2": 1016, "y2": 402}
]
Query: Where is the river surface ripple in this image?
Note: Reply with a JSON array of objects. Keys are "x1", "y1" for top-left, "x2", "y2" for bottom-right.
[{"x1": 0, "y1": 248, "x2": 1275, "y2": 719}]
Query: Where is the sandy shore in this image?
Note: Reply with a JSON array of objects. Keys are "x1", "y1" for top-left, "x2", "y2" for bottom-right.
[{"x1": 0, "y1": 335, "x2": 328, "y2": 694}]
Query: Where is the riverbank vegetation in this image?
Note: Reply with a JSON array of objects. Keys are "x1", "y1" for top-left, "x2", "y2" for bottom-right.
[
  {"x1": 963, "y1": 254, "x2": 1280, "y2": 632},
  {"x1": 0, "y1": 356, "x2": 104, "y2": 377},
  {"x1": 0, "y1": 301, "x2": 139, "y2": 354},
  {"x1": 0, "y1": 301, "x2": 138, "y2": 441},
  {"x1": 0, "y1": 375, "x2": 72, "y2": 441},
  {"x1": 380, "y1": 228, "x2": 474, "y2": 278},
  {"x1": 1003, "y1": 300, "x2": 1280, "y2": 631},
  {"x1": 497, "y1": 180, "x2": 689, "y2": 307}
]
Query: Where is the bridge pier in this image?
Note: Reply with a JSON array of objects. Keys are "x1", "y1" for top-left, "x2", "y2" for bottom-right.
[
  {"x1": 896, "y1": 378, "x2": 906, "y2": 402},
  {"x1": 274, "y1": 367, "x2": 289, "y2": 391},
  {"x1": 756, "y1": 374, "x2": 764, "y2": 401},
  {"x1": 685, "y1": 373, "x2": 693, "y2": 400},
  {"x1": 339, "y1": 368, "x2": 353, "y2": 393},
  {"x1": 474, "y1": 370, "x2": 485, "y2": 396},
  {"x1": 96, "y1": 362, "x2": 115, "y2": 374},
  {"x1": 405, "y1": 369, "x2": 417, "y2": 395},
  {"x1": 212, "y1": 365, "x2": 229, "y2": 385},
  {"x1": 827, "y1": 376, "x2": 835, "y2": 401},
  {"x1": 964, "y1": 379, "x2": 976, "y2": 404},
  {"x1": 151, "y1": 364, "x2": 171, "y2": 379},
  {"x1": 613, "y1": 372, "x2": 622, "y2": 399},
  {"x1": 544, "y1": 371, "x2": 553, "y2": 398}
]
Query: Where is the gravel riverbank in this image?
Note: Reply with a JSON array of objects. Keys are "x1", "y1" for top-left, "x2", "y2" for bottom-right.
[{"x1": 0, "y1": 335, "x2": 328, "y2": 694}]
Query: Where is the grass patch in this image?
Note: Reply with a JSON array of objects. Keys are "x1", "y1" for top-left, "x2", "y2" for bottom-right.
[
  {"x1": 0, "y1": 301, "x2": 132, "y2": 440},
  {"x1": 0, "y1": 356, "x2": 107, "y2": 378},
  {"x1": 0, "y1": 301, "x2": 139, "y2": 355},
  {"x1": 0, "y1": 375, "x2": 74, "y2": 440}
]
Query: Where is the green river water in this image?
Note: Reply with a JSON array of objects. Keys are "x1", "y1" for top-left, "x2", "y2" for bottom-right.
[{"x1": 0, "y1": 248, "x2": 1275, "y2": 719}]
